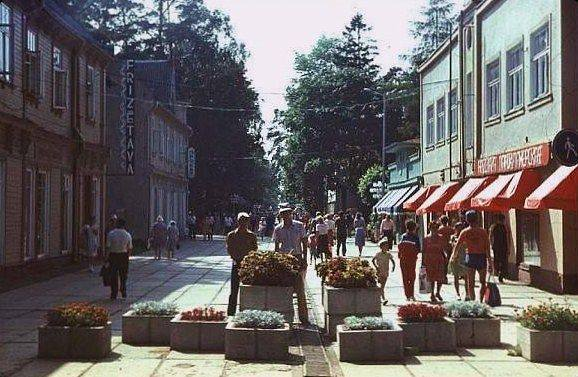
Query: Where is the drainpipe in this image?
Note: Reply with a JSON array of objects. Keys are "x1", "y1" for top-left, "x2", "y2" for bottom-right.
[
  {"x1": 448, "y1": 22, "x2": 453, "y2": 182},
  {"x1": 458, "y1": 11, "x2": 466, "y2": 179}
]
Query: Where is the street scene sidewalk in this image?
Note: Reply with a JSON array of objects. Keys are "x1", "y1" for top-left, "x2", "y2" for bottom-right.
[{"x1": 2, "y1": 238, "x2": 578, "y2": 377}]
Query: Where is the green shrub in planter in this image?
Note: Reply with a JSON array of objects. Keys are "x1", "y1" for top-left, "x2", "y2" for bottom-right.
[
  {"x1": 343, "y1": 316, "x2": 392, "y2": 331},
  {"x1": 517, "y1": 301, "x2": 578, "y2": 331},
  {"x1": 445, "y1": 301, "x2": 492, "y2": 318},
  {"x1": 239, "y1": 251, "x2": 300, "y2": 286},
  {"x1": 130, "y1": 301, "x2": 179, "y2": 316},
  {"x1": 232, "y1": 310, "x2": 285, "y2": 329}
]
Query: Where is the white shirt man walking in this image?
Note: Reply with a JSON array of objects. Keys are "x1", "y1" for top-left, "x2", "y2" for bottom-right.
[{"x1": 273, "y1": 206, "x2": 309, "y2": 325}]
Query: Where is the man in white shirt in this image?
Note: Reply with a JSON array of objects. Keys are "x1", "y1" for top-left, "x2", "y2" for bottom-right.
[
  {"x1": 380, "y1": 214, "x2": 395, "y2": 247},
  {"x1": 106, "y1": 218, "x2": 133, "y2": 300},
  {"x1": 273, "y1": 206, "x2": 309, "y2": 325}
]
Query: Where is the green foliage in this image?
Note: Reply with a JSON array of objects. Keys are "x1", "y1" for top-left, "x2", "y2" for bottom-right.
[
  {"x1": 131, "y1": 301, "x2": 179, "y2": 316},
  {"x1": 239, "y1": 251, "x2": 300, "y2": 286},
  {"x1": 316, "y1": 257, "x2": 377, "y2": 288},
  {"x1": 445, "y1": 301, "x2": 492, "y2": 319},
  {"x1": 343, "y1": 316, "x2": 393, "y2": 331},
  {"x1": 516, "y1": 301, "x2": 578, "y2": 331},
  {"x1": 357, "y1": 165, "x2": 384, "y2": 209},
  {"x1": 46, "y1": 302, "x2": 109, "y2": 327},
  {"x1": 232, "y1": 310, "x2": 285, "y2": 329}
]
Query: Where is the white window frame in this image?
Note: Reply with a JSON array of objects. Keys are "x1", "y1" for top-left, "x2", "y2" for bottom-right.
[
  {"x1": 507, "y1": 43, "x2": 524, "y2": 111},
  {"x1": 449, "y1": 88, "x2": 458, "y2": 136},
  {"x1": 0, "y1": 2, "x2": 12, "y2": 82},
  {"x1": 530, "y1": 21, "x2": 550, "y2": 100},
  {"x1": 426, "y1": 104, "x2": 435, "y2": 146},
  {"x1": 485, "y1": 59, "x2": 501, "y2": 119},
  {"x1": 52, "y1": 47, "x2": 68, "y2": 109},
  {"x1": 436, "y1": 96, "x2": 445, "y2": 142},
  {"x1": 25, "y1": 28, "x2": 41, "y2": 97}
]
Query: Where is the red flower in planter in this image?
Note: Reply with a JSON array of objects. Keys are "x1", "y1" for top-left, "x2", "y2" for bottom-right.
[
  {"x1": 398, "y1": 303, "x2": 447, "y2": 323},
  {"x1": 181, "y1": 306, "x2": 226, "y2": 321},
  {"x1": 46, "y1": 302, "x2": 109, "y2": 327}
]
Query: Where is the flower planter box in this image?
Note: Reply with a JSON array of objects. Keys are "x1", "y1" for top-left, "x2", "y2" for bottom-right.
[
  {"x1": 517, "y1": 325, "x2": 578, "y2": 362},
  {"x1": 322, "y1": 286, "x2": 381, "y2": 315},
  {"x1": 225, "y1": 322, "x2": 291, "y2": 360},
  {"x1": 453, "y1": 317, "x2": 501, "y2": 347},
  {"x1": 399, "y1": 318, "x2": 456, "y2": 352},
  {"x1": 337, "y1": 324, "x2": 404, "y2": 361},
  {"x1": 239, "y1": 284, "x2": 294, "y2": 323},
  {"x1": 122, "y1": 310, "x2": 173, "y2": 345},
  {"x1": 170, "y1": 314, "x2": 227, "y2": 352},
  {"x1": 324, "y1": 312, "x2": 381, "y2": 340},
  {"x1": 38, "y1": 322, "x2": 111, "y2": 359}
]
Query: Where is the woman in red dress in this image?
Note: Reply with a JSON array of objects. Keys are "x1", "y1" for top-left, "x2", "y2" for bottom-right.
[{"x1": 423, "y1": 220, "x2": 446, "y2": 302}]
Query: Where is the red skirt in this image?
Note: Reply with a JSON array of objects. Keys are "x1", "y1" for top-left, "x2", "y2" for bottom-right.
[{"x1": 424, "y1": 253, "x2": 446, "y2": 282}]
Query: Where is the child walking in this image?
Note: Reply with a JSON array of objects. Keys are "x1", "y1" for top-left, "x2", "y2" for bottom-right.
[{"x1": 372, "y1": 238, "x2": 396, "y2": 305}]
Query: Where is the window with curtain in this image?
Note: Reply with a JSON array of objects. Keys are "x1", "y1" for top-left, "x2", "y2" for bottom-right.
[
  {"x1": 25, "y1": 29, "x2": 41, "y2": 96},
  {"x1": 426, "y1": 105, "x2": 435, "y2": 146},
  {"x1": 531, "y1": 22, "x2": 550, "y2": 99},
  {"x1": 436, "y1": 97, "x2": 445, "y2": 142},
  {"x1": 449, "y1": 89, "x2": 457, "y2": 136},
  {"x1": 486, "y1": 59, "x2": 500, "y2": 119},
  {"x1": 52, "y1": 47, "x2": 68, "y2": 109}
]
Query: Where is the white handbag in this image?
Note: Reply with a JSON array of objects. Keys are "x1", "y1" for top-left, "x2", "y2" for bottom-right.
[{"x1": 419, "y1": 266, "x2": 432, "y2": 294}]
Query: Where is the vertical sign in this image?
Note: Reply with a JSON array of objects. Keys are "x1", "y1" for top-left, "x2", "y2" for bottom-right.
[
  {"x1": 120, "y1": 60, "x2": 135, "y2": 175},
  {"x1": 187, "y1": 147, "x2": 196, "y2": 178}
]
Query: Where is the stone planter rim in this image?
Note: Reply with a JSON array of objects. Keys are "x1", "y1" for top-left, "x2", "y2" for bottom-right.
[
  {"x1": 171, "y1": 313, "x2": 229, "y2": 323},
  {"x1": 123, "y1": 309, "x2": 177, "y2": 318},
  {"x1": 226, "y1": 322, "x2": 290, "y2": 331},
  {"x1": 448, "y1": 314, "x2": 498, "y2": 321},
  {"x1": 323, "y1": 285, "x2": 380, "y2": 290},
  {"x1": 398, "y1": 316, "x2": 455, "y2": 325},
  {"x1": 336, "y1": 322, "x2": 403, "y2": 332},
  {"x1": 240, "y1": 283, "x2": 294, "y2": 288},
  {"x1": 516, "y1": 323, "x2": 576, "y2": 333},
  {"x1": 39, "y1": 321, "x2": 112, "y2": 330}
]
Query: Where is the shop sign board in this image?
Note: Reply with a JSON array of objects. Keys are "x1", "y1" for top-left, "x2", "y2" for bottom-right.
[
  {"x1": 552, "y1": 129, "x2": 578, "y2": 167},
  {"x1": 474, "y1": 143, "x2": 550, "y2": 176},
  {"x1": 120, "y1": 59, "x2": 135, "y2": 175}
]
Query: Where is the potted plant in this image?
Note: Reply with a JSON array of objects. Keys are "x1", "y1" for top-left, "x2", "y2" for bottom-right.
[
  {"x1": 445, "y1": 301, "x2": 500, "y2": 347},
  {"x1": 337, "y1": 316, "x2": 403, "y2": 361},
  {"x1": 516, "y1": 301, "x2": 578, "y2": 362},
  {"x1": 225, "y1": 310, "x2": 290, "y2": 360},
  {"x1": 122, "y1": 301, "x2": 179, "y2": 345},
  {"x1": 398, "y1": 303, "x2": 456, "y2": 352},
  {"x1": 38, "y1": 302, "x2": 111, "y2": 359},
  {"x1": 238, "y1": 251, "x2": 300, "y2": 323},
  {"x1": 170, "y1": 307, "x2": 228, "y2": 352},
  {"x1": 316, "y1": 257, "x2": 381, "y2": 338}
]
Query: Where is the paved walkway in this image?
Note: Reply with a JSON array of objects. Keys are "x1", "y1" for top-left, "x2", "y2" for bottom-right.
[{"x1": 1, "y1": 238, "x2": 578, "y2": 376}]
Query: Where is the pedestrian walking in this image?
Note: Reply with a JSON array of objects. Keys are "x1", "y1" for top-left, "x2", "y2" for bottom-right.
[
  {"x1": 353, "y1": 212, "x2": 366, "y2": 256},
  {"x1": 325, "y1": 214, "x2": 336, "y2": 250},
  {"x1": 273, "y1": 206, "x2": 309, "y2": 326},
  {"x1": 438, "y1": 215, "x2": 454, "y2": 283},
  {"x1": 449, "y1": 222, "x2": 468, "y2": 299},
  {"x1": 423, "y1": 221, "x2": 446, "y2": 303},
  {"x1": 452, "y1": 210, "x2": 493, "y2": 302},
  {"x1": 226, "y1": 212, "x2": 258, "y2": 316},
  {"x1": 205, "y1": 214, "x2": 215, "y2": 241},
  {"x1": 187, "y1": 211, "x2": 197, "y2": 240},
  {"x1": 167, "y1": 220, "x2": 179, "y2": 259},
  {"x1": 335, "y1": 211, "x2": 348, "y2": 256},
  {"x1": 489, "y1": 214, "x2": 508, "y2": 282},
  {"x1": 149, "y1": 216, "x2": 168, "y2": 260},
  {"x1": 83, "y1": 216, "x2": 99, "y2": 273},
  {"x1": 372, "y1": 238, "x2": 396, "y2": 305},
  {"x1": 380, "y1": 214, "x2": 395, "y2": 248},
  {"x1": 398, "y1": 219, "x2": 421, "y2": 301},
  {"x1": 224, "y1": 215, "x2": 234, "y2": 234},
  {"x1": 258, "y1": 217, "x2": 267, "y2": 241},
  {"x1": 315, "y1": 215, "x2": 330, "y2": 259},
  {"x1": 106, "y1": 218, "x2": 132, "y2": 300}
]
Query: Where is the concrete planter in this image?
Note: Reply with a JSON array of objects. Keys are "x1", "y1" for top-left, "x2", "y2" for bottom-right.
[
  {"x1": 225, "y1": 322, "x2": 291, "y2": 360},
  {"x1": 337, "y1": 324, "x2": 404, "y2": 361},
  {"x1": 452, "y1": 316, "x2": 501, "y2": 347},
  {"x1": 323, "y1": 286, "x2": 381, "y2": 315},
  {"x1": 38, "y1": 322, "x2": 111, "y2": 359},
  {"x1": 399, "y1": 317, "x2": 456, "y2": 352},
  {"x1": 517, "y1": 325, "x2": 578, "y2": 362},
  {"x1": 324, "y1": 312, "x2": 381, "y2": 340},
  {"x1": 122, "y1": 310, "x2": 174, "y2": 345},
  {"x1": 239, "y1": 284, "x2": 294, "y2": 323},
  {"x1": 170, "y1": 314, "x2": 227, "y2": 352}
]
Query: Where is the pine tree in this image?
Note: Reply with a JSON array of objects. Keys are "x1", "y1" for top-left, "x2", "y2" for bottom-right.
[
  {"x1": 407, "y1": 0, "x2": 456, "y2": 67},
  {"x1": 338, "y1": 13, "x2": 379, "y2": 75}
]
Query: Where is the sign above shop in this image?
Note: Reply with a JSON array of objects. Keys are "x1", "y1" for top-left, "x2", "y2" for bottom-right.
[
  {"x1": 552, "y1": 129, "x2": 578, "y2": 167},
  {"x1": 474, "y1": 143, "x2": 550, "y2": 176}
]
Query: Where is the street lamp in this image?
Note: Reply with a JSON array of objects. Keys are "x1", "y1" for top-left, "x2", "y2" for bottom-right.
[{"x1": 364, "y1": 88, "x2": 387, "y2": 196}]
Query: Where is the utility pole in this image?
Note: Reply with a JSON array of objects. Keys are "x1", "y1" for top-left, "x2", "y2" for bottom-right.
[{"x1": 364, "y1": 88, "x2": 387, "y2": 196}]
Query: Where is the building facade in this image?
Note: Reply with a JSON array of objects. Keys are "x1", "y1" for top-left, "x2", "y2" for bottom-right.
[
  {"x1": 417, "y1": 0, "x2": 578, "y2": 293},
  {"x1": 106, "y1": 60, "x2": 190, "y2": 242},
  {"x1": 0, "y1": 1, "x2": 110, "y2": 273}
]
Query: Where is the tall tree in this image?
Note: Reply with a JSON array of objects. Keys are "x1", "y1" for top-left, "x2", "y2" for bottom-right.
[{"x1": 407, "y1": 0, "x2": 456, "y2": 68}]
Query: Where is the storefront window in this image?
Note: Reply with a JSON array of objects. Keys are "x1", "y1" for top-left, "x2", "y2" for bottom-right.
[{"x1": 518, "y1": 211, "x2": 540, "y2": 266}]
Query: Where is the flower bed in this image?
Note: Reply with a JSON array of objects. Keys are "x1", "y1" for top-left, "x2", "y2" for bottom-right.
[
  {"x1": 225, "y1": 310, "x2": 290, "y2": 360},
  {"x1": 445, "y1": 301, "x2": 500, "y2": 347},
  {"x1": 38, "y1": 302, "x2": 111, "y2": 359},
  {"x1": 516, "y1": 302, "x2": 578, "y2": 362},
  {"x1": 316, "y1": 257, "x2": 377, "y2": 288},
  {"x1": 398, "y1": 303, "x2": 456, "y2": 352},
  {"x1": 337, "y1": 316, "x2": 403, "y2": 361},
  {"x1": 238, "y1": 251, "x2": 300, "y2": 323},
  {"x1": 171, "y1": 307, "x2": 228, "y2": 352},
  {"x1": 122, "y1": 301, "x2": 179, "y2": 345}
]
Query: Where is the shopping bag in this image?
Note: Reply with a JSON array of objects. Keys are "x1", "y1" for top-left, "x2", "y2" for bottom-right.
[
  {"x1": 483, "y1": 275, "x2": 502, "y2": 307},
  {"x1": 100, "y1": 264, "x2": 112, "y2": 287},
  {"x1": 419, "y1": 266, "x2": 432, "y2": 294}
]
